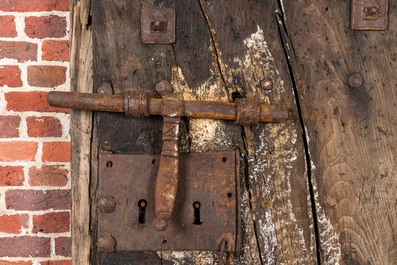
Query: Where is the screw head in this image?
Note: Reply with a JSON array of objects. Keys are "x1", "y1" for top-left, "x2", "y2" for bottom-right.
[
  {"x1": 98, "y1": 195, "x2": 116, "y2": 213},
  {"x1": 260, "y1": 78, "x2": 273, "y2": 91},
  {"x1": 348, "y1": 73, "x2": 363, "y2": 88},
  {"x1": 97, "y1": 235, "x2": 116, "y2": 253}
]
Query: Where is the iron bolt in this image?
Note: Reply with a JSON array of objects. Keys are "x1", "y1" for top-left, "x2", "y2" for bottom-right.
[
  {"x1": 155, "y1": 80, "x2": 173, "y2": 96},
  {"x1": 98, "y1": 195, "x2": 116, "y2": 213},
  {"x1": 348, "y1": 73, "x2": 363, "y2": 88},
  {"x1": 260, "y1": 78, "x2": 273, "y2": 90},
  {"x1": 97, "y1": 235, "x2": 116, "y2": 253},
  {"x1": 97, "y1": 83, "x2": 113, "y2": 95}
]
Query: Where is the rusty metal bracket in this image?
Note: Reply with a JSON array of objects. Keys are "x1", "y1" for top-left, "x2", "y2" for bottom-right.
[
  {"x1": 97, "y1": 151, "x2": 240, "y2": 253},
  {"x1": 351, "y1": 0, "x2": 388, "y2": 30},
  {"x1": 141, "y1": 7, "x2": 176, "y2": 44}
]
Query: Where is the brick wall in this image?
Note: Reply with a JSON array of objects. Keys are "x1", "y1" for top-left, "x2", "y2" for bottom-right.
[{"x1": 0, "y1": 1, "x2": 71, "y2": 264}]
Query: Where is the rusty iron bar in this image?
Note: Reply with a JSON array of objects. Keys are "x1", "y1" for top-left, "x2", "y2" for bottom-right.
[
  {"x1": 152, "y1": 117, "x2": 180, "y2": 231},
  {"x1": 47, "y1": 91, "x2": 290, "y2": 125}
]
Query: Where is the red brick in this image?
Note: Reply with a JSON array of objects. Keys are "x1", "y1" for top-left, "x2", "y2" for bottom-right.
[
  {"x1": 0, "y1": 261, "x2": 32, "y2": 265},
  {"x1": 0, "y1": 65, "x2": 22, "y2": 87},
  {"x1": 0, "y1": 141, "x2": 37, "y2": 162},
  {"x1": 5, "y1": 92, "x2": 70, "y2": 113},
  {"x1": 42, "y1": 40, "x2": 69, "y2": 62},
  {"x1": 0, "y1": 16, "x2": 17, "y2": 37},
  {"x1": 0, "y1": 214, "x2": 29, "y2": 234},
  {"x1": 0, "y1": 237, "x2": 50, "y2": 257},
  {"x1": 55, "y1": 237, "x2": 71, "y2": 256},
  {"x1": 42, "y1": 142, "x2": 70, "y2": 162},
  {"x1": 0, "y1": 116, "x2": 20, "y2": 138},
  {"x1": 25, "y1": 16, "x2": 66, "y2": 39},
  {"x1": 0, "y1": 166, "x2": 23, "y2": 186},
  {"x1": 28, "y1": 65, "x2": 66, "y2": 87},
  {"x1": 5, "y1": 189, "x2": 71, "y2": 211},
  {"x1": 27, "y1": 116, "x2": 62, "y2": 137},
  {"x1": 29, "y1": 165, "x2": 68, "y2": 186},
  {"x1": 40, "y1": 261, "x2": 71, "y2": 265},
  {"x1": 0, "y1": 41, "x2": 37, "y2": 62},
  {"x1": 0, "y1": 0, "x2": 68, "y2": 12},
  {"x1": 33, "y1": 212, "x2": 70, "y2": 233}
]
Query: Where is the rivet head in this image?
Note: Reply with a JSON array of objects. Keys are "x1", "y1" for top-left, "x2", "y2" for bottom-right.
[
  {"x1": 98, "y1": 195, "x2": 116, "y2": 213},
  {"x1": 97, "y1": 83, "x2": 113, "y2": 94},
  {"x1": 97, "y1": 235, "x2": 116, "y2": 253},
  {"x1": 155, "y1": 80, "x2": 173, "y2": 96},
  {"x1": 260, "y1": 78, "x2": 273, "y2": 90},
  {"x1": 348, "y1": 73, "x2": 363, "y2": 88}
]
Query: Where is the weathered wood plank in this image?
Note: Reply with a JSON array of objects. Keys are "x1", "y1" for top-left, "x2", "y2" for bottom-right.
[
  {"x1": 70, "y1": 0, "x2": 93, "y2": 264},
  {"x1": 196, "y1": 1, "x2": 317, "y2": 263},
  {"x1": 283, "y1": 1, "x2": 397, "y2": 264},
  {"x1": 90, "y1": 0, "x2": 316, "y2": 264}
]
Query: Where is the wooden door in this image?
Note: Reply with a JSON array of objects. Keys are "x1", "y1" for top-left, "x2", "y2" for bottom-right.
[{"x1": 69, "y1": 0, "x2": 397, "y2": 264}]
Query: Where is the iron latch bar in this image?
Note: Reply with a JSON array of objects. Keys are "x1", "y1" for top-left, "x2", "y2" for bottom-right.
[{"x1": 48, "y1": 89, "x2": 289, "y2": 124}]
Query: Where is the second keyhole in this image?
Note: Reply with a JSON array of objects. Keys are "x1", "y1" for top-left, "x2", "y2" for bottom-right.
[
  {"x1": 193, "y1": 201, "x2": 202, "y2": 225},
  {"x1": 138, "y1": 199, "x2": 147, "y2": 224}
]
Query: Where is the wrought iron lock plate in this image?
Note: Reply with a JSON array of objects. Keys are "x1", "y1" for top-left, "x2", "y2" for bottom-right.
[
  {"x1": 351, "y1": 0, "x2": 388, "y2": 30},
  {"x1": 97, "y1": 151, "x2": 240, "y2": 253}
]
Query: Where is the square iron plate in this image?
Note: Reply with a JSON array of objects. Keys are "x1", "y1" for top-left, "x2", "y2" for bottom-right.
[
  {"x1": 141, "y1": 7, "x2": 176, "y2": 44},
  {"x1": 351, "y1": 0, "x2": 388, "y2": 30},
  {"x1": 98, "y1": 151, "x2": 240, "y2": 253}
]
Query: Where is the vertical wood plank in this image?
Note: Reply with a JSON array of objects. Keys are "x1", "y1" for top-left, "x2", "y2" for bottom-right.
[
  {"x1": 283, "y1": 1, "x2": 397, "y2": 264},
  {"x1": 195, "y1": 1, "x2": 317, "y2": 263},
  {"x1": 70, "y1": 0, "x2": 93, "y2": 264}
]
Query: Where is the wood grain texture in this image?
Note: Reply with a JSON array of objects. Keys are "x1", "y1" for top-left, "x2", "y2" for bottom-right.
[
  {"x1": 90, "y1": 0, "x2": 316, "y2": 264},
  {"x1": 196, "y1": 1, "x2": 317, "y2": 264},
  {"x1": 283, "y1": 1, "x2": 397, "y2": 264},
  {"x1": 70, "y1": 0, "x2": 93, "y2": 264}
]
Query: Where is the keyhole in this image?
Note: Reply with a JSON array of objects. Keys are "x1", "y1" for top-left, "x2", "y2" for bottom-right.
[
  {"x1": 193, "y1": 201, "x2": 202, "y2": 225},
  {"x1": 138, "y1": 199, "x2": 147, "y2": 224}
]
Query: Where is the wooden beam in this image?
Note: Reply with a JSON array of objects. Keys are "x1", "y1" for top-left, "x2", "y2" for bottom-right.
[{"x1": 70, "y1": 0, "x2": 93, "y2": 264}]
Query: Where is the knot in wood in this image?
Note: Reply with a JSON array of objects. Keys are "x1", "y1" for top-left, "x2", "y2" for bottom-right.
[{"x1": 124, "y1": 90, "x2": 150, "y2": 118}]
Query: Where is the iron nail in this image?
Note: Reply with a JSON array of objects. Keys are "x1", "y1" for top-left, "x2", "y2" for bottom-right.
[
  {"x1": 97, "y1": 235, "x2": 116, "y2": 253},
  {"x1": 98, "y1": 195, "x2": 116, "y2": 213},
  {"x1": 260, "y1": 78, "x2": 273, "y2": 90},
  {"x1": 348, "y1": 73, "x2": 363, "y2": 88},
  {"x1": 151, "y1": 21, "x2": 168, "y2": 32}
]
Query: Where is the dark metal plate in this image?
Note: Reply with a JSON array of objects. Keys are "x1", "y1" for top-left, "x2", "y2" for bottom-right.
[
  {"x1": 141, "y1": 7, "x2": 176, "y2": 44},
  {"x1": 351, "y1": 0, "x2": 388, "y2": 30},
  {"x1": 98, "y1": 151, "x2": 240, "y2": 253}
]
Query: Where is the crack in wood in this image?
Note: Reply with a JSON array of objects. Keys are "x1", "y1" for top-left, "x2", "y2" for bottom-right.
[
  {"x1": 197, "y1": 0, "x2": 228, "y2": 95},
  {"x1": 275, "y1": 8, "x2": 322, "y2": 265}
]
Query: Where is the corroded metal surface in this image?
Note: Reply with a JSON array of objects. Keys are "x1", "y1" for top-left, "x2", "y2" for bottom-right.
[
  {"x1": 351, "y1": 0, "x2": 388, "y2": 30},
  {"x1": 47, "y1": 91, "x2": 290, "y2": 123},
  {"x1": 141, "y1": 7, "x2": 176, "y2": 44},
  {"x1": 152, "y1": 117, "x2": 180, "y2": 231},
  {"x1": 98, "y1": 151, "x2": 240, "y2": 253}
]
